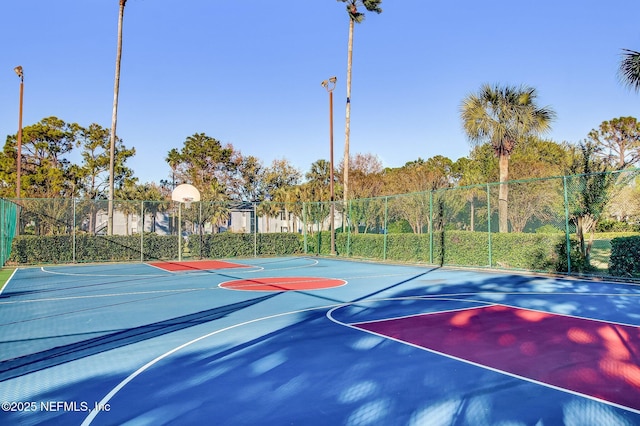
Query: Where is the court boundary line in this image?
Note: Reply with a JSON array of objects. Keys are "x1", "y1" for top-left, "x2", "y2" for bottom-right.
[{"x1": 327, "y1": 297, "x2": 640, "y2": 415}]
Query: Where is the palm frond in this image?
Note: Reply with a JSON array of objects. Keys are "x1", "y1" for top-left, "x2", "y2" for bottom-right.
[
  {"x1": 619, "y1": 48, "x2": 640, "y2": 92},
  {"x1": 460, "y1": 83, "x2": 555, "y2": 155}
]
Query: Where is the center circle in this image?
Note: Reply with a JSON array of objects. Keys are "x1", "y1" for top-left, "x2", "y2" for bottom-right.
[{"x1": 219, "y1": 277, "x2": 347, "y2": 292}]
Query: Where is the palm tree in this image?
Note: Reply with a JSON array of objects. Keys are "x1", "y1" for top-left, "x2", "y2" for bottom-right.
[
  {"x1": 107, "y1": 0, "x2": 127, "y2": 235},
  {"x1": 337, "y1": 0, "x2": 382, "y2": 205},
  {"x1": 619, "y1": 49, "x2": 640, "y2": 92},
  {"x1": 460, "y1": 84, "x2": 555, "y2": 232}
]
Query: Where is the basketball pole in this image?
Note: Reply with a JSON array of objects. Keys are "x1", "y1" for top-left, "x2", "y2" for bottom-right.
[
  {"x1": 171, "y1": 184, "x2": 200, "y2": 263},
  {"x1": 321, "y1": 76, "x2": 337, "y2": 255},
  {"x1": 178, "y1": 202, "x2": 182, "y2": 261}
]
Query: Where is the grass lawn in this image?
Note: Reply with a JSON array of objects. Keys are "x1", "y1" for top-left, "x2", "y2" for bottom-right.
[
  {"x1": 0, "y1": 267, "x2": 15, "y2": 292},
  {"x1": 590, "y1": 239, "x2": 611, "y2": 271}
]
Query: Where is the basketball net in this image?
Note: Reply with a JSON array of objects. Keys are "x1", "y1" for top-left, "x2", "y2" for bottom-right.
[{"x1": 183, "y1": 197, "x2": 193, "y2": 209}]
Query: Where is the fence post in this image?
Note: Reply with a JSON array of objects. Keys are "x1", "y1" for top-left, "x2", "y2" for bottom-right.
[
  {"x1": 487, "y1": 184, "x2": 492, "y2": 268},
  {"x1": 563, "y1": 175, "x2": 571, "y2": 274},
  {"x1": 1, "y1": 200, "x2": 4, "y2": 267},
  {"x1": 140, "y1": 201, "x2": 144, "y2": 263},
  {"x1": 178, "y1": 202, "x2": 182, "y2": 262},
  {"x1": 72, "y1": 198, "x2": 77, "y2": 263},
  {"x1": 383, "y1": 196, "x2": 388, "y2": 260},
  {"x1": 253, "y1": 202, "x2": 258, "y2": 258},
  {"x1": 198, "y1": 201, "x2": 203, "y2": 259},
  {"x1": 347, "y1": 200, "x2": 352, "y2": 257},
  {"x1": 429, "y1": 191, "x2": 433, "y2": 265},
  {"x1": 302, "y1": 202, "x2": 308, "y2": 254}
]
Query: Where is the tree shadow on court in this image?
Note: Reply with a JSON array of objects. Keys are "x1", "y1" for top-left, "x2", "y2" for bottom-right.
[
  {"x1": 0, "y1": 293, "x2": 278, "y2": 383},
  {"x1": 2, "y1": 272, "x2": 640, "y2": 425},
  {"x1": 390, "y1": 272, "x2": 640, "y2": 326}
]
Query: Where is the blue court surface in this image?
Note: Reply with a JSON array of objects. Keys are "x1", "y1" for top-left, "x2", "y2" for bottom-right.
[{"x1": 1, "y1": 257, "x2": 639, "y2": 425}]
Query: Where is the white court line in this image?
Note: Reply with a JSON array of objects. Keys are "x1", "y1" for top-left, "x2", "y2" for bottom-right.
[{"x1": 326, "y1": 298, "x2": 640, "y2": 416}]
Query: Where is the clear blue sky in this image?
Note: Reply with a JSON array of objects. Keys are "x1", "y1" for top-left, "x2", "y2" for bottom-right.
[{"x1": 1, "y1": 0, "x2": 639, "y2": 185}]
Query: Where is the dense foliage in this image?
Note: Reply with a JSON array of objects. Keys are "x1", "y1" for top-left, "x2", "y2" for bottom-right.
[
  {"x1": 305, "y1": 230, "x2": 583, "y2": 274},
  {"x1": 609, "y1": 236, "x2": 640, "y2": 277}
]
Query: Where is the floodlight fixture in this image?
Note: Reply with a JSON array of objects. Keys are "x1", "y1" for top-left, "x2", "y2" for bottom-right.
[{"x1": 322, "y1": 76, "x2": 337, "y2": 92}]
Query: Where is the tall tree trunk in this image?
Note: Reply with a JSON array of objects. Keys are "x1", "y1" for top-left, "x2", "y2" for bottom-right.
[
  {"x1": 470, "y1": 198, "x2": 475, "y2": 232},
  {"x1": 108, "y1": 0, "x2": 126, "y2": 236},
  {"x1": 343, "y1": 18, "x2": 354, "y2": 207},
  {"x1": 576, "y1": 214, "x2": 596, "y2": 263},
  {"x1": 498, "y1": 152, "x2": 509, "y2": 233},
  {"x1": 576, "y1": 215, "x2": 585, "y2": 258}
]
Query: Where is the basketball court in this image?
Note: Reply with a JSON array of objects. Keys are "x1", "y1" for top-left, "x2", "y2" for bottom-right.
[{"x1": 1, "y1": 256, "x2": 639, "y2": 425}]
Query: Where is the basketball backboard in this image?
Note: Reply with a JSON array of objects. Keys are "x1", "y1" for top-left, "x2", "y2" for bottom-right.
[{"x1": 171, "y1": 184, "x2": 201, "y2": 206}]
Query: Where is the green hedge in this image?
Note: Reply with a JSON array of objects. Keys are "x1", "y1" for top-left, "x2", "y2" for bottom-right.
[
  {"x1": 7, "y1": 229, "x2": 589, "y2": 275},
  {"x1": 306, "y1": 230, "x2": 583, "y2": 273},
  {"x1": 11, "y1": 235, "x2": 74, "y2": 264},
  {"x1": 10, "y1": 234, "x2": 178, "y2": 264},
  {"x1": 386, "y1": 234, "x2": 431, "y2": 263},
  {"x1": 609, "y1": 236, "x2": 640, "y2": 277},
  {"x1": 190, "y1": 232, "x2": 304, "y2": 258},
  {"x1": 10, "y1": 232, "x2": 305, "y2": 265}
]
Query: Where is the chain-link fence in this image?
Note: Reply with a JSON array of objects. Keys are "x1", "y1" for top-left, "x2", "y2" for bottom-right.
[
  {"x1": 1, "y1": 199, "x2": 19, "y2": 267},
  {"x1": 5, "y1": 168, "x2": 640, "y2": 278}
]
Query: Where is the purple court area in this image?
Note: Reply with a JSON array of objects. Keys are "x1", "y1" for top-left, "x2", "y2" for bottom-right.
[{"x1": 353, "y1": 304, "x2": 640, "y2": 412}]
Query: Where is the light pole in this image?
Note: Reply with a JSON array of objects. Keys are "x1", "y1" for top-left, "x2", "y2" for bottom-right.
[
  {"x1": 321, "y1": 76, "x2": 337, "y2": 255},
  {"x1": 108, "y1": 0, "x2": 127, "y2": 236},
  {"x1": 14, "y1": 66, "x2": 24, "y2": 199}
]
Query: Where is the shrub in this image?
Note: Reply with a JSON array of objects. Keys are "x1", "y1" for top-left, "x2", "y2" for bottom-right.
[
  {"x1": 10, "y1": 234, "x2": 179, "y2": 264},
  {"x1": 191, "y1": 232, "x2": 304, "y2": 258},
  {"x1": 609, "y1": 236, "x2": 640, "y2": 277},
  {"x1": 306, "y1": 230, "x2": 576, "y2": 273}
]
